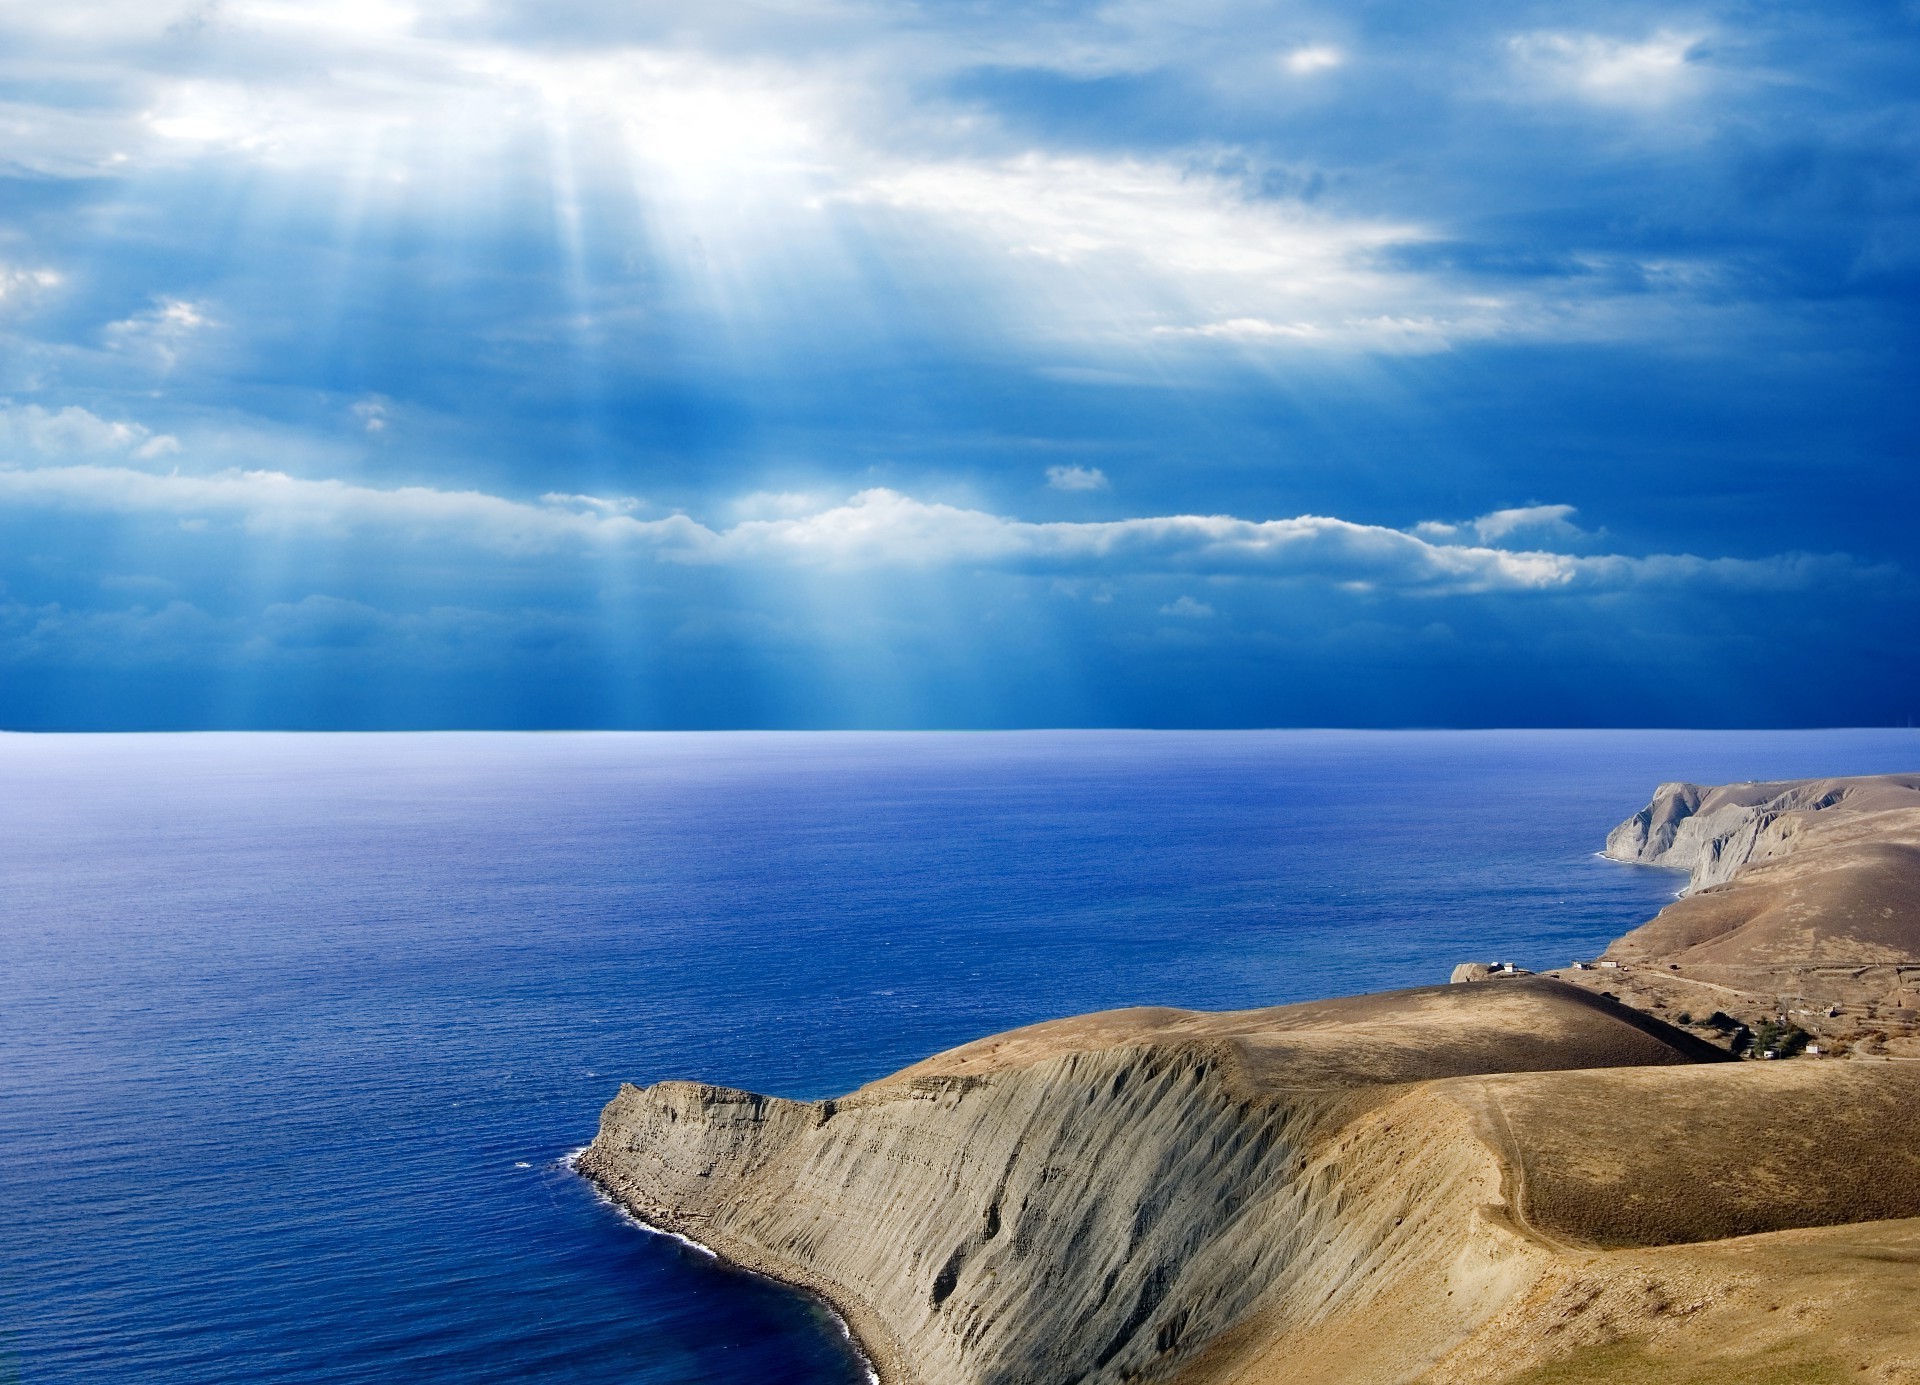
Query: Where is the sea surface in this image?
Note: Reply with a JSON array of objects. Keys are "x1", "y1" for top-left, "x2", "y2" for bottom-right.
[{"x1": 4, "y1": 729, "x2": 1918, "y2": 1383}]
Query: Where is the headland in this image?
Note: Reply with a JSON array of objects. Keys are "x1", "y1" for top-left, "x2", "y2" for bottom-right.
[{"x1": 577, "y1": 773, "x2": 1920, "y2": 1384}]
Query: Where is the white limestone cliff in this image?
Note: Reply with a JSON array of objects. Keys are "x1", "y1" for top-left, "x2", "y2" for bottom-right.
[{"x1": 1602, "y1": 773, "x2": 1920, "y2": 892}]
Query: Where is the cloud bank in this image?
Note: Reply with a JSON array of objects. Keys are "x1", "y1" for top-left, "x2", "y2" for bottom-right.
[{"x1": 0, "y1": 451, "x2": 1872, "y2": 598}]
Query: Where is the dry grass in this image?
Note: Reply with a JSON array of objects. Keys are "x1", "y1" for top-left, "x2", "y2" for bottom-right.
[
  {"x1": 1458, "y1": 1061, "x2": 1920, "y2": 1247},
  {"x1": 1495, "y1": 1340, "x2": 1852, "y2": 1385}
]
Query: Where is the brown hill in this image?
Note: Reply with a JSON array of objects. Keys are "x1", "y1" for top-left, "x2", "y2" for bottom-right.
[
  {"x1": 578, "y1": 979, "x2": 1920, "y2": 1385},
  {"x1": 880, "y1": 979, "x2": 1728, "y2": 1092}
]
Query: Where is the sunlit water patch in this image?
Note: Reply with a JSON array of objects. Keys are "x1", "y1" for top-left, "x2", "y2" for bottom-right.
[{"x1": 3, "y1": 729, "x2": 1915, "y2": 1382}]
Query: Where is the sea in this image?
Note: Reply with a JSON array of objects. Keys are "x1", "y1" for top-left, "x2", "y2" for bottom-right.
[{"x1": 4, "y1": 729, "x2": 1917, "y2": 1383}]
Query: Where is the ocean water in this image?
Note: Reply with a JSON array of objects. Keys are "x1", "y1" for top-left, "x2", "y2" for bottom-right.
[{"x1": 4, "y1": 729, "x2": 1918, "y2": 1383}]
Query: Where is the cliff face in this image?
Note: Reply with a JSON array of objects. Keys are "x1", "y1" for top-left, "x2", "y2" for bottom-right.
[
  {"x1": 577, "y1": 982, "x2": 1732, "y2": 1385},
  {"x1": 580, "y1": 1048, "x2": 1510, "y2": 1385},
  {"x1": 1602, "y1": 773, "x2": 1920, "y2": 892}
]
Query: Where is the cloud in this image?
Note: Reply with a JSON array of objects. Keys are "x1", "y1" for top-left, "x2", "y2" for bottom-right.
[
  {"x1": 1416, "y1": 503, "x2": 1591, "y2": 546},
  {"x1": 541, "y1": 491, "x2": 643, "y2": 515},
  {"x1": 0, "y1": 403, "x2": 181, "y2": 461},
  {"x1": 256, "y1": 593, "x2": 388, "y2": 650},
  {"x1": 0, "y1": 265, "x2": 61, "y2": 304},
  {"x1": 0, "y1": 462, "x2": 1879, "y2": 597},
  {"x1": 1160, "y1": 595, "x2": 1214, "y2": 617},
  {"x1": 1473, "y1": 503, "x2": 1585, "y2": 544},
  {"x1": 1, "y1": 597, "x2": 225, "y2": 663},
  {"x1": 1281, "y1": 45, "x2": 1344, "y2": 76},
  {"x1": 849, "y1": 150, "x2": 1731, "y2": 352},
  {"x1": 1046, "y1": 464, "x2": 1108, "y2": 492},
  {"x1": 104, "y1": 298, "x2": 214, "y2": 368},
  {"x1": 1507, "y1": 29, "x2": 1707, "y2": 107},
  {"x1": 0, "y1": 461, "x2": 707, "y2": 555},
  {"x1": 848, "y1": 153, "x2": 1462, "y2": 349},
  {"x1": 352, "y1": 398, "x2": 389, "y2": 433},
  {"x1": 1153, "y1": 317, "x2": 1321, "y2": 341}
]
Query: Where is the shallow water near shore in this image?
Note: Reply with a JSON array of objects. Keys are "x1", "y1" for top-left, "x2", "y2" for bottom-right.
[{"x1": 4, "y1": 728, "x2": 1917, "y2": 1383}]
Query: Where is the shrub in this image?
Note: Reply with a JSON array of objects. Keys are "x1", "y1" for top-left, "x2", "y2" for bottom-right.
[{"x1": 1748, "y1": 1018, "x2": 1811, "y2": 1059}]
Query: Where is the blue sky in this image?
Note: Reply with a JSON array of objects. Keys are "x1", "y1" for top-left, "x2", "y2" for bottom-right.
[{"x1": 0, "y1": 0, "x2": 1915, "y2": 727}]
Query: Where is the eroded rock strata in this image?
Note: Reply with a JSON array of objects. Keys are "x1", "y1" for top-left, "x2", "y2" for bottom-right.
[
  {"x1": 579, "y1": 774, "x2": 1920, "y2": 1384},
  {"x1": 1601, "y1": 772, "x2": 1920, "y2": 894}
]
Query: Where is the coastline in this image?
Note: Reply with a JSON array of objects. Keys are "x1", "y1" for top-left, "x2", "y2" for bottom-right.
[
  {"x1": 570, "y1": 772, "x2": 1920, "y2": 1384},
  {"x1": 568, "y1": 1147, "x2": 893, "y2": 1385}
]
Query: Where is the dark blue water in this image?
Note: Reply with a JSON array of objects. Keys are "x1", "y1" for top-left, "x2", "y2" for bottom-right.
[{"x1": 4, "y1": 730, "x2": 1918, "y2": 1383}]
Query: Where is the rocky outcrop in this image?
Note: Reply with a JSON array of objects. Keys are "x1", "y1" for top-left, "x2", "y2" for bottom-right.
[
  {"x1": 580, "y1": 1049, "x2": 1502, "y2": 1385},
  {"x1": 1602, "y1": 773, "x2": 1920, "y2": 893}
]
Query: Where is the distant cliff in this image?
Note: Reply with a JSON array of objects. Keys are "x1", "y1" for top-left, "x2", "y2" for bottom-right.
[
  {"x1": 1601, "y1": 772, "x2": 1920, "y2": 892},
  {"x1": 1562, "y1": 771, "x2": 1920, "y2": 1058},
  {"x1": 579, "y1": 774, "x2": 1920, "y2": 1384}
]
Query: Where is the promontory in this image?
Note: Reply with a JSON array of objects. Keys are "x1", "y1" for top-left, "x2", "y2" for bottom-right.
[{"x1": 577, "y1": 773, "x2": 1920, "y2": 1384}]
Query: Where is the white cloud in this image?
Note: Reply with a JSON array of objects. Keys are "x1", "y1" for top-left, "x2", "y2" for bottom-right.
[
  {"x1": 1416, "y1": 503, "x2": 1592, "y2": 545},
  {"x1": 353, "y1": 398, "x2": 390, "y2": 433},
  {"x1": 846, "y1": 149, "x2": 1704, "y2": 351},
  {"x1": 1153, "y1": 317, "x2": 1322, "y2": 341},
  {"x1": 1160, "y1": 595, "x2": 1214, "y2": 617},
  {"x1": 849, "y1": 153, "x2": 1456, "y2": 349},
  {"x1": 0, "y1": 461, "x2": 707, "y2": 556},
  {"x1": 0, "y1": 462, "x2": 1873, "y2": 596},
  {"x1": 0, "y1": 416, "x2": 1881, "y2": 600},
  {"x1": 104, "y1": 297, "x2": 214, "y2": 368},
  {"x1": 1508, "y1": 29, "x2": 1707, "y2": 107},
  {"x1": 1416, "y1": 502, "x2": 1591, "y2": 545},
  {"x1": 0, "y1": 403, "x2": 181, "y2": 462},
  {"x1": 1281, "y1": 45, "x2": 1343, "y2": 75},
  {"x1": 1046, "y1": 464, "x2": 1108, "y2": 492},
  {"x1": 0, "y1": 265, "x2": 61, "y2": 303},
  {"x1": 723, "y1": 490, "x2": 1870, "y2": 593},
  {"x1": 1471, "y1": 503, "x2": 1583, "y2": 543},
  {"x1": 541, "y1": 491, "x2": 643, "y2": 514}
]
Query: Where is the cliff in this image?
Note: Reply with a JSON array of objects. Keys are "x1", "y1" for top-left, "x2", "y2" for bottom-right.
[
  {"x1": 579, "y1": 773, "x2": 1920, "y2": 1384},
  {"x1": 578, "y1": 982, "x2": 1726, "y2": 1385},
  {"x1": 1601, "y1": 772, "x2": 1920, "y2": 892},
  {"x1": 1560, "y1": 772, "x2": 1920, "y2": 1056}
]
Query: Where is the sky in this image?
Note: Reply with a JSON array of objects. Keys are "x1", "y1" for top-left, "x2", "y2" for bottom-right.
[{"x1": 0, "y1": 0, "x2": 1915, "y2": 729}]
